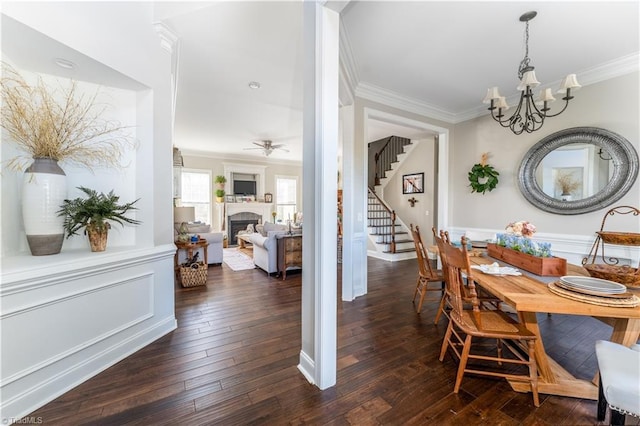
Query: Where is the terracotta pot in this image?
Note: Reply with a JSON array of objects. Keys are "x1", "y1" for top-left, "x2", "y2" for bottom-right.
[{"x1": 87, "y1": 223, "x2": 110, "y2": 252}]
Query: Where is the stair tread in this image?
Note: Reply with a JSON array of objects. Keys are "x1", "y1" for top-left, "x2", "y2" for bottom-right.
[
  {"x1": 382, "y1": 248, "x2": 416, "y2": 254},
  {"x1": 375, "y1": 239, "x2": 414, "y2": 245},
  {"x1": 370, "y1": 231, "x2": 408, "y2": 236}
]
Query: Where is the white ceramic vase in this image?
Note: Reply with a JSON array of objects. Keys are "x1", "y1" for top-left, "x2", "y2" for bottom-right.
[{"x1": 22, "y1": 157, "x2": 67, "y2": 255}]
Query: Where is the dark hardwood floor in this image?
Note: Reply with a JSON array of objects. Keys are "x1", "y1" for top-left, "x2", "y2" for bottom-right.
[{"x1": 27, "y1": 257, "x2": 637, "y2": 425}]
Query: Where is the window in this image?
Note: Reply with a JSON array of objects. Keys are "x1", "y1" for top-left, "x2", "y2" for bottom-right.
[
  {"x1": 181, "y1": 169, "x2": 211, "y2": 224},
  {"x1": 275, "y1": 175, "x2": 298, "y2": 222}
]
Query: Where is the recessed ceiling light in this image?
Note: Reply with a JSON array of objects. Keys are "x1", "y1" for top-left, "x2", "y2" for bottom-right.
[
  {"x1": 248, "y1": 81, "x2": 261, "y2": 89},
  {"x1": 54, "y1": 58, "x2": 75, "y2": 70}
]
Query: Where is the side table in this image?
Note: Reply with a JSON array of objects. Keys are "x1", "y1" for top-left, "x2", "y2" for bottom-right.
[
  {"x1": 174, "y1": 239, "x2": 208, "y2": 281},
  {"x1": 276, "y1": 234, "x2": 302, "y2": 280}
]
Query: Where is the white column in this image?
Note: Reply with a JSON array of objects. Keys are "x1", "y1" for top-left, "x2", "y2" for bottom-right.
[
  {"x1": 298, "y1": 1, "x2": 339, "y2": 390},
  {"x1": 340, "y1": 104, "x2": 367, "y2": 300}
]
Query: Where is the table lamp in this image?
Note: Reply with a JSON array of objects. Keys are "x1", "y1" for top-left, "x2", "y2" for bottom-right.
[{"x1": 174, "y1": 206, "x2": 195, "y2": 242}]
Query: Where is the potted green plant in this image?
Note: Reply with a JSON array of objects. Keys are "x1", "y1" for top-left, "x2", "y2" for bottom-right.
[
  {"x1": 214, "y1": 175, "x2": 227, "y2": 190},
  {"x1": 215, "y1": 189, "x2": 225, "y2": 203},
  {"x1": 58, "y1": 187, "x2": 141, "y2": 252}
]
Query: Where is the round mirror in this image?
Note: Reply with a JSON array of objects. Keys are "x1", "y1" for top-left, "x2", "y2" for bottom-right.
[{"x1": 518, "y1": 127, "x2": 638, "y2": 215}]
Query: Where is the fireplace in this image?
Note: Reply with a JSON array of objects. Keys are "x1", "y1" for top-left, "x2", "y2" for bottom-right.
[
  {"x1": 224, "y1": 202, "x2": 274, "y2": 238},
  {"x1": 228, "y1": 212, "x2": 261, "y2": 246}
]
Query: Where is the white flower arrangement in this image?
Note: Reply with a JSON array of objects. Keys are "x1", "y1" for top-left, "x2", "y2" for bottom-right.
[{"x1": 505, "y1": 220, "x2": 536, "y2": 238}]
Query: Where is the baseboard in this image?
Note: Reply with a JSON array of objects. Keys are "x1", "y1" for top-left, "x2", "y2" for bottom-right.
[
  {"x1": 367, "y1": 250, "x2": 417, "y2": 262},
  {"x1": 297, "y1": 350, "x2": 316, "y2": 385},
  {"x1": 2, "y1": 316, "x2": 177, "y2": 422}
]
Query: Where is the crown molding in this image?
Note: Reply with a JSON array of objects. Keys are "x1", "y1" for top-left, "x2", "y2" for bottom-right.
[
  {"x1": 577, "y1": 52, "x2": 639, "y2": 87},
  {"x1": 356, "y1": 82, "x2": 458, "y2": 123},
  {"x1": 153, "y1": 22, "x2": 179, "y2": 54}
]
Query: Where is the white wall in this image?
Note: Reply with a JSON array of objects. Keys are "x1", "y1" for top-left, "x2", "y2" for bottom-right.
[
  {"x1": 348, "y1": 74, "x2": 638, "y2": 265},
  {"x1": 1, "y1": 3, "x2": 176, "y2": 421},
  {"x1": 383, "y1": 137, "x2": 436, "y2": 243},
  {"x1": 451, "y1": 72, "x2": 639, "y2": 263}
]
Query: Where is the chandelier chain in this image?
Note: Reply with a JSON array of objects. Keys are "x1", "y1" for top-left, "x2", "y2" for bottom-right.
[{"x1": 518, "y1": 20, "x2": 531, "y2": 80}]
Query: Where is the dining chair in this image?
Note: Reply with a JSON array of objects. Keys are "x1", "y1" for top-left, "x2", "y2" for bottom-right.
[
  {"x1": 431, "y1": 228, "x2": 502, "y2": 323},
  {"x1": 410, "y1": 224, "x2": 445, "y2": 316},
  {"x1": 435, "y1": 233, "x2": 540, "y2": 407},
  {"x1": 595, "y1": 340, "x2": 640, "y2": 425}
]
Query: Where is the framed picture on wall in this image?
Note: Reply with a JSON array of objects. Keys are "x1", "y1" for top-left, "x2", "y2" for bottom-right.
[
  {"x1": 264, "y1": 193, "x2": 273, "y2": 203},
  {"x1": 402, "y1": 173, "x2": 424, "y2": 194}
]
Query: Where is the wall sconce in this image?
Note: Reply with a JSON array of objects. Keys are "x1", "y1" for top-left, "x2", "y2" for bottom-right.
[{"x1": 408, "y1": 197, "x2": 418, "y2": 207}]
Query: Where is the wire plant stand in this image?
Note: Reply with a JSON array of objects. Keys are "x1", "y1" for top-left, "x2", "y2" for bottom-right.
[{"x1": 582, "y1": 206, "x2": 640, "y2": 287}]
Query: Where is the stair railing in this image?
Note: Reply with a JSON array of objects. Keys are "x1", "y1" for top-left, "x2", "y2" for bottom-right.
[
  {"x1": 372, "y1": 136, "x2": 413, "y2": 188},
  {"x1": 373, "y1": 137, "x2": 392, "y2": 186},
  {"x1": 368, "y1": 187, "x2": 396, "y2": 253}
]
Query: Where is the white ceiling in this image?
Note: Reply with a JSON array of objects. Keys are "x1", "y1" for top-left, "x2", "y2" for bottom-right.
[
  {"x1": 3, "y1": 2, "x2": 639, "y2": 163},
  {"x1": 163, "y1": 0, "x2": 638, "y2": 161}
]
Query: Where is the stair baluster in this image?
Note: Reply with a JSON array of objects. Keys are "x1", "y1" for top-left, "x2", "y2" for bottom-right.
[
  {"x1": 369, "y1": 187, "x2": 397, "y2": 254},
  {"x1": 390, "y1": 210, "x2": 396, "y2": 253}
]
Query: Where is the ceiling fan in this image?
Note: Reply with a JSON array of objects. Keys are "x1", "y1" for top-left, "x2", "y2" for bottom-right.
[{"x1": 244, "y1": 140, "x2": 289, "y2": 156}]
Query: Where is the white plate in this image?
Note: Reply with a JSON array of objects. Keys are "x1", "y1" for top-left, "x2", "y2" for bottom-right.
[{"x1": 559, "y1": 276, "x2": 627, "y2": 294}]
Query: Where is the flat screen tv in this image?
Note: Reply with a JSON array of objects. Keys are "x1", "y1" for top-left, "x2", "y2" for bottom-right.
[{"x1": 233, "y1": 180, "x2": 256, "y2": 195}]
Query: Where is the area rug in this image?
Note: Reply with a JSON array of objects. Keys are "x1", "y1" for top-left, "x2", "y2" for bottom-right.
[{"x1": 223, "y1": 248, "x2": 256, "y2": 271}]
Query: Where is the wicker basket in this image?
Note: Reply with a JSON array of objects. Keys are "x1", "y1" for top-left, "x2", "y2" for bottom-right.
[
  {"x1": 584, "y1": 264, "x2": 640, "y2": 288},
  {"x1": 597, "y1": 231, "x2": 640, "y2": 246},
  {"x1": 180, "y1": 262, "x2": 208, "y2": 287}
]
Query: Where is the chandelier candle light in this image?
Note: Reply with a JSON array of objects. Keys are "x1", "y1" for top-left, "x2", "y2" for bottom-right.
[{"x1": 482, "y1": 11, "x2": 581, "y2": 135}]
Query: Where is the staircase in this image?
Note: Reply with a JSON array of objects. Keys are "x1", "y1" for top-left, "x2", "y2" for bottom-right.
[
  {"x1": 366, "y1": 136, "x2": 417, "y2": 261},
  {"x1": 367, "y1": 190, "x2": 417, "y2": 261},
  {"x1": 369, "y1": 136, "x2": 414, "y2": 189}
]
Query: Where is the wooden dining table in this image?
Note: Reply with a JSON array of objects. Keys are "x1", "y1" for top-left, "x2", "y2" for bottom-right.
[{"x1": 468, "y1": 255, "x2": 640, "y2": 400}]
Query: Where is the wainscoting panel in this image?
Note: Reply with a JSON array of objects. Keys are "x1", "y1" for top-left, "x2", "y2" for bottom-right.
[{"x1": 0, "y1": 245, "x2": 177, "y2": 422}]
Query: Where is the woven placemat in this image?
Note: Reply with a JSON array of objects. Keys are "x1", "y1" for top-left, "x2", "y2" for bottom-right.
[{"x1": 548, "y1": 282, "x2": 640, "y2": 307}]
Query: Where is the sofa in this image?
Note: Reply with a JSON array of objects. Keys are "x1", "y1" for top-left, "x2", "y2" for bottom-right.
[
  {"x1": 248, "y1": 222, "x2": 301, "y2": 274},
  {"x1": 175, "y1": 223, "x2": 223, "y2": 265}
]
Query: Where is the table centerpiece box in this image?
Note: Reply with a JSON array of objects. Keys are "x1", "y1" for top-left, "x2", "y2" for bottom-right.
[{"x1": 486, "y1": 243, "x2": 567, "y2": 276}]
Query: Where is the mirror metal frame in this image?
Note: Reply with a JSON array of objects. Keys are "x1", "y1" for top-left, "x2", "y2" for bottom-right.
[{"x1": 518, "y1": 127, "x2": 638, "y2": 215}]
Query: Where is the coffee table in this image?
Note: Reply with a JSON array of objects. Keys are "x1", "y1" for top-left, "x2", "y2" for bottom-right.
[{"x1": 236, "y1": 233, "x2": 253, "y2": 249}]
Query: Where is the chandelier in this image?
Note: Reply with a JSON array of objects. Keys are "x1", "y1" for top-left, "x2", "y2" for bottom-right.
[{"x1": 482, "y1": 11, "x2": 581, "y2": 135}]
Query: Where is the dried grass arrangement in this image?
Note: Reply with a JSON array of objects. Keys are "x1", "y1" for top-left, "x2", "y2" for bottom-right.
[
  {"x1": 0, "y1": 63, "x2": 135, "y2": 171},
  {"x1": 555, "y1": 171, "x2": 580, "y2": 195}
]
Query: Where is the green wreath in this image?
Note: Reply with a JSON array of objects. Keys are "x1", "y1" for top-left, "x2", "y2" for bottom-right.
[{"x1": 468, "y1": 163, "x2": 499, "y2": 194}]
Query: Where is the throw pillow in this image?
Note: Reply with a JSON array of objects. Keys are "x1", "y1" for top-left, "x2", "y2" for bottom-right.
[
  {"x1": 256, "y1": 224, "x2": 265, "y2": 236},
  {"x1": 263, "y1": 221, "x2": 287, "y2": 234},
  {"x1": 187, "y1": 224, "x2": 211, "y2": 233}
]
